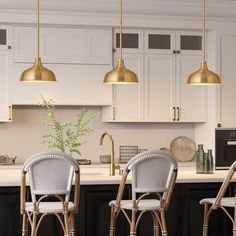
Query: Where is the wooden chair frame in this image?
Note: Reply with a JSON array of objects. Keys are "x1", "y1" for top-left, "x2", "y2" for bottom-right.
[
  {"x1": 109, "y1": 166, "x2": 178, "y2": 236},
  {"x1": 201, "y1": 166, "x2": 236, "y2": 236},
  {"x1": 20, "y1": 170, "x2": 80, "y2": 236}
]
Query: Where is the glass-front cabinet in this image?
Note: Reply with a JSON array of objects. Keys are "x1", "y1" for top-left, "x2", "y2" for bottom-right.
[
  {"x1": 103, "y1": 29, "x2": 206, "y2": 122},
  {"x1": 145, "y1": 30, "x2": 202, "y2": 55},
  {"x1": 114, "y1": 29, "x2": 143, "y2": 53}
]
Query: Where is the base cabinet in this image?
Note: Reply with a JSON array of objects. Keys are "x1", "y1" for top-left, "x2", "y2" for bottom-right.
[{"x1": 0, "y1": 183, "x2": 233, "y2": 236}]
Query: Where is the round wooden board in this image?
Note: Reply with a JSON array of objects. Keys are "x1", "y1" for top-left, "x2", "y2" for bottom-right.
[{"x1": 170, "y1": 136, "x2": 196, "y2": 162}]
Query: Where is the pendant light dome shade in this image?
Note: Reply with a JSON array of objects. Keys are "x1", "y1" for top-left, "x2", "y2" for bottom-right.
[
  {"x1": 20, "y1": 0, "x2": 56, "y2": 82},
  {"x1": 187, "y1": 0, "x2": 220, "y2": 85},
  {"x1": 187, "y1": 61, "x2": 220, "y2": 85},
  {"x1": 103, "y1": 0, "x2": 138, "y2": 84},
  {"x1": 20, "y1": 57, "x2": 56, "y2": 82},
  {"x1": 104, "y1": 59, "x2": 138, "y2": 84}
]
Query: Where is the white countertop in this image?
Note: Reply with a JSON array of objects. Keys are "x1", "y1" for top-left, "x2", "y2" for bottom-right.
[{"x1": 0, "y1": 163, "x2": 233, "y2": 186}]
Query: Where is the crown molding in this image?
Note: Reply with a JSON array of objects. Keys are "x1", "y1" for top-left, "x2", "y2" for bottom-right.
[{"x1": 0, "y1": 0, "x2": 235, "y2": 18}]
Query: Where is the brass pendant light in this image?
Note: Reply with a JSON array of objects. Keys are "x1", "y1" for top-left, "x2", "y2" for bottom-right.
[
  {"x1": 103, "y1": 0, "x2": 138, "y2": 84},
  {"x1": 20, "y1": 0, "x2": 56, "y2": 82},
  {"x1": 187, "y1": 0, "x2": 220, "y2": 85}
]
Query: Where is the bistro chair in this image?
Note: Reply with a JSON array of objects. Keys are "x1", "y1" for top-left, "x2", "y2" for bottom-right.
[
  {"x1": 109, "y1": 149, "x2": 178, "y2": 236},
  {"x1": 20, "y1": 151, "x2": 80, "y2": 236},
  {"x1": 200, "y1": 160, "x2": 236, "y2": 236}
]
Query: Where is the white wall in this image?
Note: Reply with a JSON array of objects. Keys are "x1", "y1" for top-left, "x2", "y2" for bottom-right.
[{"x1": 0, "y1": 106, "x2": 194, "y2": 163}]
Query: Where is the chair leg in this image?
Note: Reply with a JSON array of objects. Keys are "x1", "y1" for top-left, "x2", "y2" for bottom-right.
[
  {"x1": 152, "y1": 211, "x2": 159, "y2": 236},
  {"x1": 69, "y1": 212, "x2": 75, "y2": 236},
  {"x1": 22, "y1": 212, "x2": 28, "y2": 236},
  {"x1": 233, "y1": 207, "x2": 236, "y2": 236},
  {"x1": 109, "y1": 205, "x2": 118, "y2": 236},
  {"x1": 130, "y1": 209, "x2": 137, "y2": 236},
  {"x1": 31, "y1": 212, "x2": 37, "y2": 236},
  {"x1": 160, "y1": 209, "x2": 167, "y2": 236},
  {"x1": 202, "y1": 203, "x2": 210, "y2": 236},
  {"x1": 64, "y1": 211, "x2": 70, "y2": 236}
]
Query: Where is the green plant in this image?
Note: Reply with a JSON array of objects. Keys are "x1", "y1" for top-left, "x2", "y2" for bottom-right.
[{"x1": 40, "y1": 95, "x2": 97, "y2": 156}]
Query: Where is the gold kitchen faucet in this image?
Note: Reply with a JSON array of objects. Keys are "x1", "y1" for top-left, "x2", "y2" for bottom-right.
[{"x1": 99, "y1": 131, "x2": 120, "y2": 176}]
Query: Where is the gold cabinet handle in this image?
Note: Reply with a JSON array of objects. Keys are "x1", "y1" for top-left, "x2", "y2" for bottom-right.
[
  {"x1": 112, "y1": 106, "x2": 116, "y2": 121},
  {"x1": 173, "y1": 107, "x2": 176, "y2": 121},
  {"x1": 9, "y1": 106, "x2": 12, "y2": 121},
  {"x1": 177, "y1": 107, "x2": 180, "y2": 121}
]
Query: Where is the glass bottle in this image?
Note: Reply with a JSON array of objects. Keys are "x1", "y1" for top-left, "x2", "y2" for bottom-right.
[
  {"x1": 204, "y1": 152, "x2": 209, "y2": 174},
  {"x1": 196, "y1": 144, "x2": 205, "y2": 174},
  {"x1": 207, "y1": 149, "x2": 213, "y2": 174}
]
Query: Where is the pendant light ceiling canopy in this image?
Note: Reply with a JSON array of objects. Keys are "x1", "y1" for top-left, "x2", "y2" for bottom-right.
[
  {"x1": 103, "y1": 0, "x2": 138, "y2": 84},
  {"x1": 20, "y1": 0, "x2": 56, "y2": 82},
  {"x1": 187, "y1": 0, "x2": 220, "y2": 85}
]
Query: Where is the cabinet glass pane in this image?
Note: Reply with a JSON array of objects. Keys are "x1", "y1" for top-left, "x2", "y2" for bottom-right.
[
  {"x1": 148, "y1": 34, "x2": 171, "y2": 49},
  {"x1": 0, "y1": 29, "x2": 6, "y2": 45},
  {"x1": 116, "y1": 33, "x2": 139, "y2": 49},
  {"x1": 180, "y1": 35, "x2": 202, "y2": 50}
]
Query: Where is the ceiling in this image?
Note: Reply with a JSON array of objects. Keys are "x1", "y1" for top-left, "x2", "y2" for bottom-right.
[{"x1": 1, "y1": 0, "x2": 236, "y2": 18}]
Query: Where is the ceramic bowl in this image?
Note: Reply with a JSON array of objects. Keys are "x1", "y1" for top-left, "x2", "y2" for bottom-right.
[{"x1": 100, "y1": 155, "x2": 111, "y2": 164}]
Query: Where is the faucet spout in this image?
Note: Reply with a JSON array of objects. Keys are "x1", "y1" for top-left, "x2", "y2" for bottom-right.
[{"x1": 99, "y1": 131, "x2": 119, "y2": 176}]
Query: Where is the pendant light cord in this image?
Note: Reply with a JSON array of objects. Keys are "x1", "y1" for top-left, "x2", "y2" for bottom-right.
[
  {"x1": 202, "y1": 0, "x2": 205, "y2": 62},
  {"x1": 120, "y1": 0, "x2": 123, "y2": 60},
  {"x1": 37, "y1": 0, "x2": 40, "y2": 58}
]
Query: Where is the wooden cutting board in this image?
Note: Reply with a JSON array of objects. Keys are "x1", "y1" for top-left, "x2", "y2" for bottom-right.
[{"x1": 170, "y1": 136, "x2": 196, "y2": 162}]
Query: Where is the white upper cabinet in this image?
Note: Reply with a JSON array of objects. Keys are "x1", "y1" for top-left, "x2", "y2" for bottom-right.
[
  {"x1": 217, "y1": 32, "x2": 236, "y2": 127},
  {"x1": 0, "y1": 26, "x2": 12, "y2": 122},
  {"x1": 102, "y1": 29, "x2": 207, "y2": 122},
  {"x1": 145, "y1": 30, "x2": 206, "y2": 122},
  {"x1": 14, "y1": 26, "x2": 112, "y2": 65},
  {"x1": 11, "y1": 25, "x2": 113, "y2": 105}
]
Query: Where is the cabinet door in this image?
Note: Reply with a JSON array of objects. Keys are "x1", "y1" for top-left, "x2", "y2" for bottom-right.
[
  {"x1": 14, "y1": 26, "x2": 111, "y2": 65},
  {"x1": 144, "y1": 54, "x2": 175, "y2": 122},
  {"x1": 14, "y1": 26, "x2": 87, "y2": 64},
  {"x1": 218, "y1": 34, "x2": 236, "y2": 127},
  {"x1": 0, "y1": 26, "x2": 11, "y2": 50},
  {"x1": 182, "y1": 183, "x2": 231, "y2": 236},
  {"x1": 0, "y1": 51, "x2": 11, "y2": 122},
  {"x1": 102, "y1": 53, "x2": 143, "y2": 122},
  {"x1": 42, "y1": 27, "x2": 87, "y2": 64},
  {"x1": 0, "y1": 187, "x2": 21, "y2": 236},
  {"x1": 114, "y1": 29, "x2": 143, "y2": 54},
  {"x1": 176, "y1": 54, "x2": 207, "y2": 122},
  {"x1": 86, "y1": 28, "x2": 112, "y2": 65},
  {"x1": 144, "y1": 30, "x2": 175, "y2": 54},
  {"x1": 78, "y1": 185, "x2": 130, "y2": 236},
  {"x1": 176, "y1": 31, "x2": 202, "y2": 55}
]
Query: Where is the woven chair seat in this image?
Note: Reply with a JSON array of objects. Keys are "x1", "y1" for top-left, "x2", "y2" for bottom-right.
[
  {"x1": 25, "y1": 202, "x2": 75, "y2": 214},
  {"x1": 109, "y1": 199, "x2": 161, "y2": 211},
  {"x1": 200, "y1": 197, "x2": 236, "y2": 208}
]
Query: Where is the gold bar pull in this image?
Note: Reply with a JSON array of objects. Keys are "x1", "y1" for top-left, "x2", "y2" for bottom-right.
[
  {"x1": 9, "y1": 106, "x2": 12, "y2": 121},
  {"x1": 177, "y1": 106, "x2": 180, "y2": 121},
  {"x1": 112, "y1": 106, "x2": 116, "y2": 121},
  {"x1": 173, "y1": 107, "x2": 176, "y2": 121}
]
